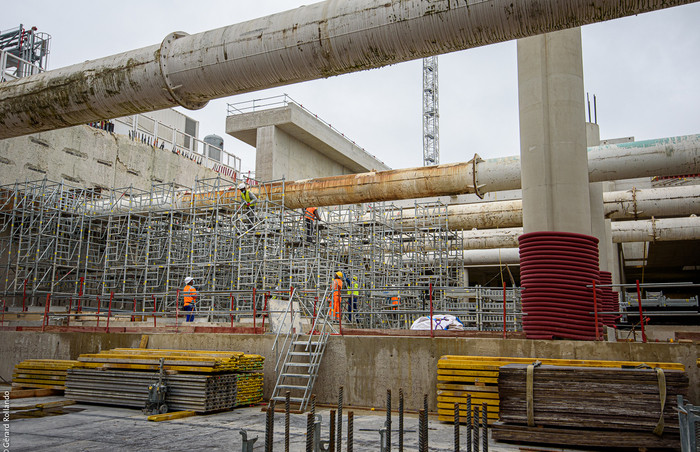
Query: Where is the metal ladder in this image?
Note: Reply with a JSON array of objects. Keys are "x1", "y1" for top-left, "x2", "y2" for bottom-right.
[{"x1": 271, "y1": 287, "x2": 335, "y2": 412}]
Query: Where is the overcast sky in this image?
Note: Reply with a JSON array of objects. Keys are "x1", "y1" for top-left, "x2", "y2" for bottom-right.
[{"x1": 5, "y1": 1, "x2": 700, "y2": 174}]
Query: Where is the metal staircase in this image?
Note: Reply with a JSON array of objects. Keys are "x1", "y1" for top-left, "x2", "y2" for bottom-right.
[{"x1": 271, "y1": 288, "x2": 335, "y2": 412}]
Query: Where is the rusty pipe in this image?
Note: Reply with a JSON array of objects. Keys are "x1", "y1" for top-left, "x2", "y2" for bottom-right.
[
  {"x1": 178, "y1": 134, "x2": 700, "y2": 209},
  {"x1": 1, "y1": 0, "x2": 697, "y2": 139}
]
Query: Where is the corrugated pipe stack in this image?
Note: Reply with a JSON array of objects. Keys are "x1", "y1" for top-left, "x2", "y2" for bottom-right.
[{"x1": 518, "y1": 232, "x2": 603, "y2": 340}]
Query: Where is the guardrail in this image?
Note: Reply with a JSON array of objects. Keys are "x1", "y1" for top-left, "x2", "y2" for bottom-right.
[{"x1": 0, "y1": 48, "x2": 44, "y2": 82}]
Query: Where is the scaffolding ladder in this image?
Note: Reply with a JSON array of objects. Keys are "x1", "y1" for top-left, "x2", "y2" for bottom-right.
[{"x1": 270, "y1": 288, "x2": 333, "y2": 412}]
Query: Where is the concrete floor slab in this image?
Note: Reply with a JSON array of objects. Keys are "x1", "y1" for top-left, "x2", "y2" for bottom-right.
[{"x1": 5, "y1": 394, "x2": 597, "y2": 452}]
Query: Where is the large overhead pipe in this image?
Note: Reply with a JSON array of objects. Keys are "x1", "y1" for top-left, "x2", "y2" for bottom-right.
[
  {"x1": 393, "y1": 184, "x2": 700, "y2": 231},
  {"x1": 0, "y1": 0, "x2": 697, "y2": 139},
  {"x1": 437, "y1": 216, "x2": 700, "y2": 251},
  {"x1": 181, "y1": 134, "x2": 700, "y2": 209}
]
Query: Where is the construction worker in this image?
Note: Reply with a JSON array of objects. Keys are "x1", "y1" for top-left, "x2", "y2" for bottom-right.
[
  {"x1": 238, "y1": 182, "x2": 257, "y2": 225},
  {"x1": 330, "y1": 271, "x2": 343, "y2": 321},
  {"x1": 183, "y1": 277, "x2": 197, "y2": 322},
  {"x1": 304, "y1": 207, "x2": 321, "y2": 243},
  {"x1": 347, "y1": 276, "x2": 359, "y2": 322},
  {"x1": 391, "y1": 288, "x2": 400, "y2": 311}
]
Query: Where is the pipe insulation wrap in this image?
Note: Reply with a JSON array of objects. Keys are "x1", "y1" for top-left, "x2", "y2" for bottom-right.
[{"x1": 1, "y1": 0, "x2": 698, "y2": 139}]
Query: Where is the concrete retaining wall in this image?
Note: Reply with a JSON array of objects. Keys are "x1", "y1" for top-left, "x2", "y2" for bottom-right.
[{"x1": 1, "y1": 332, "x2": 697, "y2": 410}]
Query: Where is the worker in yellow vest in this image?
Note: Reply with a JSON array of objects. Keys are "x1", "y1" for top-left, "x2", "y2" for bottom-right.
[
  {"x1": 183, "y1": 277, "x2": 197, "y2": 322},
  {"x1": 238, "y1": 182, "x2": 257, "y2": 226},
  {"x1": 330, "y1": 271, "x2": 343, "y2": 321},
  {"x1": 347, "y1": 276, "x2": 359, "y2": 322},
  {"x1": 304, "y1": 207, "x2": 321, "y2": 243}
]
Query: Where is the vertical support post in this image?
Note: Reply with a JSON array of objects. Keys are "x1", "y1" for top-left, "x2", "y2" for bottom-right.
[
  {"x1": 339, "y1": 288, "x2": 343, "y2": 336},
  {"x1": 175, "y1": 289, "x2": 180, "y2": 333},
  {"x1": 329, "y1": 409, "x2": 336, "y2": 452},
  {"x1": 132, "y1": 298, "x2": 136, "y2": 322},
  {"x1": 429, "y1": 282, "x2": 434, "y2": 338},
  {"x1": 252, "y1": 287, "x2": 257, "y2": 332},
  {"x1": 636, "y1": 279, "x2": 647, "y2": 343},
  {"x1": 337, "y1": 386, "x2": 343, "y2": 452},
  {"x1": 285, "y1": 391, "x2": 290, "y2": 452},
  {"x1": 106, "y1": 291, "x2": 113, "y2": 332},
  {"x1": 262, "y1": 292, "x2": 268, "y2": 332},
  {"x1": 152, "y1": 294, "x2": 157, "y2": 328},
  {"x1": 386, "y1": 389, "x2": 391, "y2": 452},
  {"x1": 265, "y1": 399, "x2": 276, "y2": 452},
  {"x1": 398, "y1": 388, "x2": 404, "y2": 452},
  {"x1": 348, "y1": 411, "x2": 354, "y2": 452},
  {"x1": 454, "y1": 402, "x2": 460, "y2": 452},
  {"x1": 503, "y1": 281, "x2": 507, "y2": 339},
  {"x1": 42, "y1": 294, "x2": 51, "y2": 332},
  {"x1": 466, "y1": 394, "x2": 472, "y2": 452},
  {"x1": 1, "y1": 299, "x2": 5, "y2": 327},
  {"x1": 234, "y1": 293, "x2": 239, "y2": 331},
  {"x1": 67, "y1": 298, "x2": 72, "y2": 328},
  {"x1": 96, "y1": 296, "x2": 101, "y2": 328},
  {"x1": 22, "y1": 279, "x2": 27, "y2": 312},
  {"x1": 592, "y1": 280, "x2": 599, "y2": 341},
  {"x1": 77, "y1": 277, "x2": 84, "y2": 313},
  {"x1": 252, "y1": 292, "x2": 257, "y2": 332}
]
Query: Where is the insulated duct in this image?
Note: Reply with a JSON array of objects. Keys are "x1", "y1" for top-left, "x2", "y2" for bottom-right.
[{"x1": 0, "y1": 0, "x2": 697, "y2": 139}]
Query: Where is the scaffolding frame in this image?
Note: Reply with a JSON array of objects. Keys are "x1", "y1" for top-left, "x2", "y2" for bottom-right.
[{"x1": 0, "y1": 178, "x2": 521, "y2": 331}]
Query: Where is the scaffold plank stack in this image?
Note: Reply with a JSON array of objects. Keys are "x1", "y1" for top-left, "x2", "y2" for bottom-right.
[{"x1": 12, "y1": 359, "x2": 80, "y2": 390}]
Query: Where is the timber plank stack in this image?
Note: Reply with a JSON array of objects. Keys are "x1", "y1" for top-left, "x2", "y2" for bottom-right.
[
  {"x1": 437, "y1": 355, "x2": 685, "y2": 425},
  {"x1": 12, "y1": 359, "x2": 80, "y2": 390},
  {"x1": 493, "y1": 364, "x2": 688, "y2": 449},
  {"x1": 63, "y1": 348, "x2": 264, "y2": 413}
]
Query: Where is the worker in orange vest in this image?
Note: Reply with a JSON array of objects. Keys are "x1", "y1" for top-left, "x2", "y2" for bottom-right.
[
  {"x1": 330, "y1": 271, "x2": 343, "y2": 321},
  {"x1": 183, "y1": 277, "x2": 197, "y2": 322},
  {"x1": 304, "y1": 207, "x2": 322, "y2": 243}
]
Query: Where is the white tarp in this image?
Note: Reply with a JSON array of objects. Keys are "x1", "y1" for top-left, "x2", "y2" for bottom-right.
[{"x1": 410, "y1": 315, "x2": 464, "y2": 331}]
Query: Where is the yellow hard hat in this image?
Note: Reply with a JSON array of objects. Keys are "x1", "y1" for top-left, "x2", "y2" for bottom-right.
[
  {"x1": 336, "y1": 271, "x2": 343, "y2": 278},
  {"x1": 353, "y1": 276, "x2": 358, "y2": 280}
]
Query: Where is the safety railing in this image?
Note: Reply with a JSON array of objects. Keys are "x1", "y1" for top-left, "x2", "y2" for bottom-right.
[{"x1": 0, "y1": 48, "x2": 44, "y2": 82}]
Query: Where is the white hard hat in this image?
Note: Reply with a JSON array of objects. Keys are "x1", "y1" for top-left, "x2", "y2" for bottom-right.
[
  {"x1": 238, "y1": 182, "x2": 246, "y2": 190},
  {"x1": 184, "y1": 277, "x2": 194, "y2": 285}
]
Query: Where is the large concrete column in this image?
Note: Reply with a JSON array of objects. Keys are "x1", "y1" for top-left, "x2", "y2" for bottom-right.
[
  {"x1": 518, "y1": 28, "x2": 591, "y2": 234},
  {"x1": 587, "y1": 123, "x2": 609, "y2": 270}
]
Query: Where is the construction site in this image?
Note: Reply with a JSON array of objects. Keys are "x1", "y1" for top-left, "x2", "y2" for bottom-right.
[{"x1": 1, "y1": 1, "x2": 700, "y2": 451}]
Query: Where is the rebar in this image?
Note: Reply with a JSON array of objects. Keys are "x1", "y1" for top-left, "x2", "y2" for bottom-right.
[
  {"x1": 329, "y1": 409, "x2": 336, "y2": 452},
  {"x1": 473, "y1": 406, "x2": 479, "y2": 452},
  {"x1": 348, "y1": 411, "x2": 354, "y2": 452},
  {"x1": 306, "y1": 412, "x2": 314, "y2": 452},
  {"x1": 265, "y1": 399, "x2": 276, "y2": 452},
  {"x1": 398, "y1": 388, "x2": 404, "y2": 452},
  {"x1": 386, "y1": 389, "x2": 392, "y2": 452},
  {"x1": 482, "y1": 402, "x2": 488, "y2": 452},
  {"x1": 418, "y1": 409, "x2": 427, "y2": 452},
  {"x1": 285, "y1": 391, "x2": 291, "y2": 452},
  {"x1": 337, "y1": 386, "x2": 343, "y2": 452},
  {"x1": 423, "y1": 393, "x2": 428, "y2": 448},
  {"x1": 454, "y1": 402, "x2": 460, "y2": 452},
  {"x1": 466, "y1": 394, "x2": 472, "y2": 452}
]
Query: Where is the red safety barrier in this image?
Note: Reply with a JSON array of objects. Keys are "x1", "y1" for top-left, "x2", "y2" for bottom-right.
[
  {"x1": 96, "y1": 296, "x2": 101, "y2": 328},
  {"x1": 106, "y1": 292, "x2": 114, "y2": 332},
  {"x1": 152, "y1": 295, "x2": 157, "y2": 328},
  {"x1": 636, "y1": 280, "x2": 647, "y2": 343},
  {"x1": 77, "y1": 277, "x2": 84, "y2": 313},
  {"x1": 42, "y1": 294, "x2": 51, "y2": 332},
  {"x1": 22, "y1": 279, "x2": 27, "y2": 312},
  {"x1": 1, "y1": 299, "x2": 5, "y2": 326},
  {"x1": 67, "y1": 298, "x2": 72, "y2": 327},
  {"x1": 175, "y1": 289, "x2": 180, "y2": 333},
  {"x1": 429, "y1": 282, "x2": 434, "y2": 338},
  {"x1": 230, "y1": 292, "x2": 234, "y2": 329}
]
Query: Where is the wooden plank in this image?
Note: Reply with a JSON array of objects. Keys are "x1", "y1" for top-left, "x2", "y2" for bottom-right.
[
  {"x1": 9, "y1": 388, "x2": 60, "y2": 399},
  {"x1": 437, "y1": 375, "x2": 498, "y2": 384},
  {"x1": 148, "y1": 410, "x2": 196, "y2": 422},
  {"x1": 438, "y1": 390, "x2": 499, "y2": 399},
  {"x1": 439, "y1": 355, "x2": 684, "y2": 371},
  {"x1": 138, "y1": 335, "x2": 149, "y2": 349},
  {"x1": 437, "y1": 383, "x2": 498, "y2": 392},
  {"x1": 437, "y1": 369, "x2": 498, "y2": 377}
]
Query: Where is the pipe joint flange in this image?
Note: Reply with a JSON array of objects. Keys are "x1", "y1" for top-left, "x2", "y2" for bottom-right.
[
  {"x1": 471, "y1": 153, "x2": 486, "y2": 199},
  {"x1": 159, "y1": 32, "x2": 208, "y2": 110}
]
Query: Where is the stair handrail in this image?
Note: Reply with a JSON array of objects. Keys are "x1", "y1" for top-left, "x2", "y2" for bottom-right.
[{"x1": 273, "y1": 287, "x2": 298, "y2": 373}]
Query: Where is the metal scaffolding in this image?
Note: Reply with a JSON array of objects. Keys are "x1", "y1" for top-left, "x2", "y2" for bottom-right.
[{"x1": 0, "y1": 178, "x2": 521, "y2": 332}]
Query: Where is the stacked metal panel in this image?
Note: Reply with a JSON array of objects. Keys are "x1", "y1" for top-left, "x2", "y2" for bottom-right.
[
  {"x1": 235, "y1": 372, "x2": 264, "y2": 407},
  {"x1": 65, "y1": 369, "x2": 239, "y2": 413}
]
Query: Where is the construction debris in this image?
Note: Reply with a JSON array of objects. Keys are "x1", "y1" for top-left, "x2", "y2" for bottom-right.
[{"x1": 493, "y1": 364, "x2": 689, "y2": 449}]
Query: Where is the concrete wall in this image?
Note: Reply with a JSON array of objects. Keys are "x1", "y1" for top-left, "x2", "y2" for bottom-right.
[
  {"x1": 0, "y1": 125, "x2": 227, "y2": 191},
  {"x1": 1, "y1": 332, "x2": 697, "y2": 410}
]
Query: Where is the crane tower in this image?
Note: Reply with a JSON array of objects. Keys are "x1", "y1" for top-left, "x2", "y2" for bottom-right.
[{"x1": 422, "y1": 56, "x2": 439, "y2": 166}]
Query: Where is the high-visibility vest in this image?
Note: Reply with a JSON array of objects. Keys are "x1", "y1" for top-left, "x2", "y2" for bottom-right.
[
  {"x1": 241, "y1": 191, "x2": 256, "y2": 206},
  {"x1": 348, "y1": 282, "x2": 359, "y2": 296},
  {"x1": 391, "y1": 296, "x2": 399, "y2": 310},
  {"x1": 183, "y1": 285, "x2": 197, "y2": 306},
  {"x1": 305, "y1": 207, "x2": 317, "y2": 220}
]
